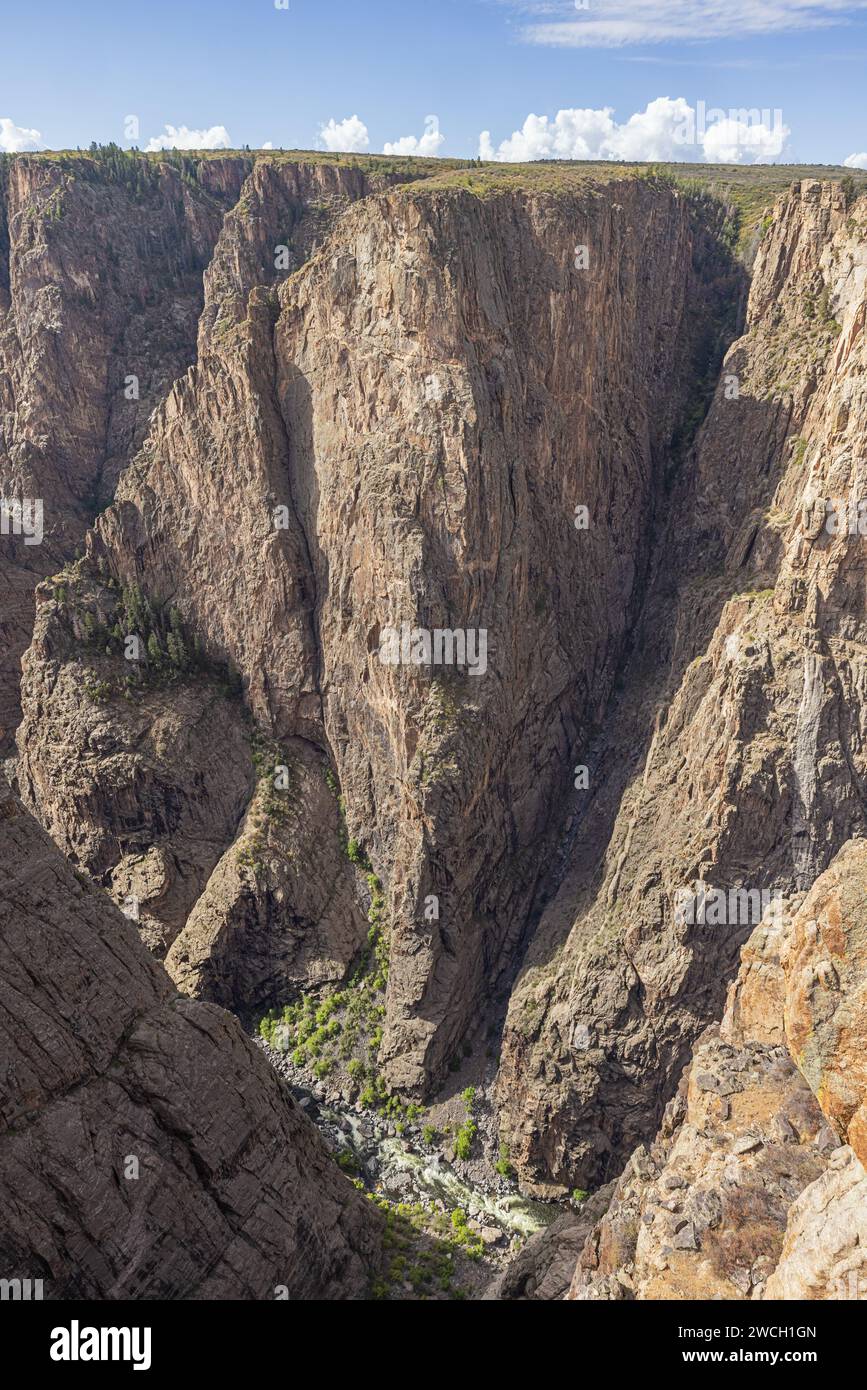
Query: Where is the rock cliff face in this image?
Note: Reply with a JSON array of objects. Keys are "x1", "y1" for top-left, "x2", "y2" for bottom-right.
[
  {"x1": 0, "y1": 775, "x2": 382, "y2": 1299},
  {"x1": 569, "y1": 911, "x2": 841, "y2": 1299},
  {"x1": 0, "y1": 151, "x2": 418, "y2": 751},
  {"x1": 783, "y1": 838, "x2": 867, "y2": 1166},
  {"x1": 570, "y1": 848, "x2": 867, "y2": 1301},
  {"x1": 165, "y1": 737, "x2": 370, "y2": 1010},
  {"x1": 4, "y1": 152, "x2": 867, "y2": 1302},
  {"x1": 14, "y1": 166, "x2": 741, "y2": 1083},
  {"x1": 498, "y1": 179, "x2": 867, "y2": 1194},
  {"x1": 0, "y1": 153, "x2": 245, "y2": 746}
]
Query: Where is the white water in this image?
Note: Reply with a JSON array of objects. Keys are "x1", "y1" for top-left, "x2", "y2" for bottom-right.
[{"x1": 320, "y1": 1104, "x2": 556, "y2": 1239}]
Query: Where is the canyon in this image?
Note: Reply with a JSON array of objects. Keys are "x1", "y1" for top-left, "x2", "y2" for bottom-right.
[{"x1": 1, "y1": 146, "x2": 866, "y2": 1300}]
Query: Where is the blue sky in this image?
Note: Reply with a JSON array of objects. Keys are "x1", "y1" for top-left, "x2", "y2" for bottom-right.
[{"x1": 2, "y1": 0, "x2": 866, "y2": 165}]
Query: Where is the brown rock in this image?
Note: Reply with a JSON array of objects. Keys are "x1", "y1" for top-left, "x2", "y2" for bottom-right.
[
  {"x1": 0, "y1": 776, "x2": 382, "y2": 1299},
  {"x1": 783, "y1": 839, "x2": 867, "y2": 1166},
  {"x1": 500, "y1": 181, "x2": 867, "y2": 1190}
]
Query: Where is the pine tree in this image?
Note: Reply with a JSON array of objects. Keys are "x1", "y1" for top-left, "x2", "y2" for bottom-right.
[{"x1": 166, "y1": 631, "x2": 188, "y2": 671}]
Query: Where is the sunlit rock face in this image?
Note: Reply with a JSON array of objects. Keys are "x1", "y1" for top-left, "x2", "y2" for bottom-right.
[{"x1": 4, "y1": 154, "x2": 867, "y2": 1306}]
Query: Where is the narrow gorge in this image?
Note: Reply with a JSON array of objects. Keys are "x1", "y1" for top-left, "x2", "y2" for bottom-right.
[{"x1": 2, "y1": 148, "x2": 866, "y2": 1302}]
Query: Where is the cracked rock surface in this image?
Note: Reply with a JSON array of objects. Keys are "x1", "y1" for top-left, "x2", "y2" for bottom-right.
[{"x1": 0, "y1": 775, "x2": 382, "y2": 1300}]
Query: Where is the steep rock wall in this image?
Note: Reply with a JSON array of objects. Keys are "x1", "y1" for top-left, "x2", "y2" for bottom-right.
[
  {"x1": 569, "y1": 842, "x2": 867, "y2": 1301},
  {"x1": 0, "y1": 153, "x2": 244, "y2": 746},
  {"x1": 498, "y1": 182, "x2": 867, "y2": 1191},
  {"x1": 17, "y1": 175, "x2": 740, "y2": 1091},
  {"x1": 0, "y1": 775, "x2": 382, "y2": 1299}
]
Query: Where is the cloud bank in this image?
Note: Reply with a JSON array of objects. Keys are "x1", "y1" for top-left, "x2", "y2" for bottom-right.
[
  {"x1": 479, "y1": 97, "x2": 790, "y2": 164},
  {"x1": 0, "y1": 118, "x2": 42, "y2": 153},
  {"x1": 144, "y1": 124, "x2": 232, "y2": 152},
  {"x1": 320, "y1": 115, "x2": 370, "y2": 152},
  {"x1": 383, "y1": 115, "x2": 445, "y2": 157}
]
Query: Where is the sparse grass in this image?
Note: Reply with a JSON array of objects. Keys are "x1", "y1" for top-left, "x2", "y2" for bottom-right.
[
  {"x1": 16, "y1": 149, "x2": 867, "y2": 206},
  {"x1": 734, "y1": 586, "x2": 775, "y2": 604},
  {"x1": 82, "y1": 671, "x2": 112, "y2": 703}
]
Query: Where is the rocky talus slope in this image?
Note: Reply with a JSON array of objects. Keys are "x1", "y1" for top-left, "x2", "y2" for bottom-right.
[
  {"x1": 3, "y1": 151, "x2": 867, "y2": 1301},
  {"x1": 0, "y1": 774, "x2": 382, "y2": 1299}
]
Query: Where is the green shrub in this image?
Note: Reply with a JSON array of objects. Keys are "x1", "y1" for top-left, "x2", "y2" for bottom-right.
[
  {"x1": 494, "y1": 1142, "x2": 514, "y2": 1179},
  {"x1": 454, "y1": 1119, "x2": 477, "y2": 1161}
]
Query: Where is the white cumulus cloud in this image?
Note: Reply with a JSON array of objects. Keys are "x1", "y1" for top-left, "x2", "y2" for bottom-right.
[
  {"x1": 144, "y1": 124, "x2": 232, "y2": 152},
  {"x1": 518, "y1": 0, "x2": 867, "y2": 48},
  {"x1": 0, "y1": 117, "x2": 42, "y2": 153},
  {"x1": 479, "y1": 97, "x2": 790, "y2": 165},
  {"x1": 702, "y1": 115, "x2": 789, "y2": 163},
  {"x1": 320, "y1": 115, "x2": 370, "y2": 153},
  {"x1": 383, "y1": 115, "x2": 445, "y2": 157},
  {"x1": 844, "y1": 151, "x2": 867, "y2": 168}
]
